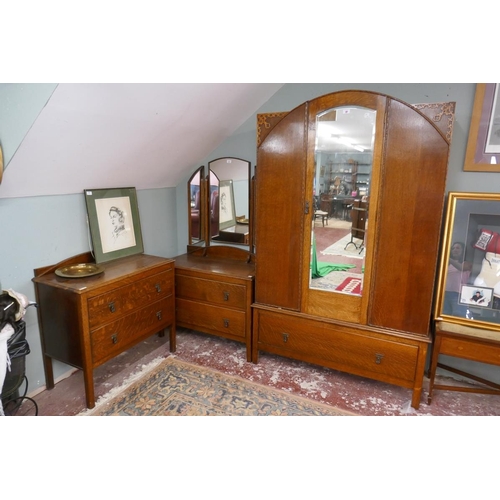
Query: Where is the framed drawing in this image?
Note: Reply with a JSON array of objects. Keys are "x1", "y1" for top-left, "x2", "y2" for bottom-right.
[
  {"x1": 434, "y1": 191, "x2": 500, "y2": 329},
  {"x1": 218, "y1": 179, "x2": 236, "y2": 230},
  {"x1": 464, "y1": 83, "x2": 500, "y2": 172},
  {"x1": 84, "y1": 187, "x2": 144, "y2": 263}
]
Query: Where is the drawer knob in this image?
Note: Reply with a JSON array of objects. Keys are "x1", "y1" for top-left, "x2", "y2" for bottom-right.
[
  {"x1": 155, "y1": 283, "x2": 162, "y2": 293},
  {"x1": 223, "y1": 318, "x2": 229, "y2": 328},
  {"x1": 282, "y1": 333, "x2": 289, "y2": 343},
  {"x1": 156, "y1": 311, "x2": 162, "y2": 320},
  {"x1": 111, "y1": 334, "x2": 118, "y2": 344},
  {"x1": 223, "y1": 291, "x2": 229, "y2": 301},
  {"x1": 108, "y1": 301, "x2": 115, "y2": 313},
  {"x1": 375, "y1": 353, "x2": 384, "y2": 364}
]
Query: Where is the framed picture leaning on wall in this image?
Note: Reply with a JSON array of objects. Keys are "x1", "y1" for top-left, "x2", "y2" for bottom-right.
[
  {"x1": 464, "y1": 83, "x2": 500, "y2": 172},
  {"x1": 84, "y1": 187, "x2": 144, "y2": 263},
  {"x1": 434, "y1": 191, "x2": 500, "y2": 329}
]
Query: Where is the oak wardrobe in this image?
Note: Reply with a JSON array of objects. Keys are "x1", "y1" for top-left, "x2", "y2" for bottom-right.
[{"x1": 251, "y1": 90, "x2": 453, "y2": 408}]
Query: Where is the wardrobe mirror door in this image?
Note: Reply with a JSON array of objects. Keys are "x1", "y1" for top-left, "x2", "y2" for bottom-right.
[
  {"x1": 208, "y1": 157, "x2": 251, "y2": 247},
  {"x1": 310, "y1": 105, "x2": 376, "y2": 296},
  {"x1": 188, "y1": 166, "x2": 204, "y2": 246}
]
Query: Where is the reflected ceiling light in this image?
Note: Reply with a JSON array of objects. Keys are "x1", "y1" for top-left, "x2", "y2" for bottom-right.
[{"x1": 332, "y1": 135, "x2": 365, "y2": 152}]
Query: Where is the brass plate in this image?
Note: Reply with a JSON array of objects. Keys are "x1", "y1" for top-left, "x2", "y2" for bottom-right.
[{"x1": 55, "y1": 263, "x2": 104, "y2": 278}]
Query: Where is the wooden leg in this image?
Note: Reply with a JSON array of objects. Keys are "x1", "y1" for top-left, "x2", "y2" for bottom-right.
[
  {"x1": 43, "y1": 354, "x2": 55, "y2": 390},
  {"x1": 427, "y1": 334, "x2": 442, "y2": 405},
  {"x1": 411, "y1": 344, "x2": 428, "y2": 409},
  {"x1": 82, "y1": 368, "x2": 95, "y2": 409}
]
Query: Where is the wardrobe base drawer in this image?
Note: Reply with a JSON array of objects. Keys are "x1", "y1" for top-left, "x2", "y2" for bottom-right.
[{"x1": 254, "y1": 308, "x2": 420, "y2": 384}]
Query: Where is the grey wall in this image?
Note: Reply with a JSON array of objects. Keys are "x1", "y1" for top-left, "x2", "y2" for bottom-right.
[
  {"x1": 0, "y1": 188, "x2": 177, "y2": 390},
  {"x1": 2, "y1": 82, "x2": 498, "y2": 400}
]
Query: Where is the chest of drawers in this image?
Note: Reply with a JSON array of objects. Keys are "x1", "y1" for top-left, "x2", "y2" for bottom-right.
[
  {"x1": 174, "y1": 253, "x2": 254, "y2": 361},
  {"x1": 33, "y1": 252, "x2": 175, "y2": 408}
]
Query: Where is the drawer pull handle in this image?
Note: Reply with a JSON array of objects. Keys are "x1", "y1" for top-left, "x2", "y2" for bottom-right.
[
  {"x1": 223, "y1": 318, "x2": 229, "y2": 328},
  {"x1": 223, "y1": 291, "x2": 229, "y2": 301},
  {"x1": 282, "y1": 333, "x2": 289, "y2": 343},
  {"x1": 155, "y1": 283, "x2": 161, "y2": 293},
  {"x1": 111, "y1": 334, "x2": 118, "y2": 344},
  {"x1": 375, "y1": 353, "x2": 384, "y2": 364},
  {"x1": 156, "y1": 311, "x2": 162, "y2": 320},
  {"x1": 108, "y1": 301, "x2": 115, "y2": 313}
]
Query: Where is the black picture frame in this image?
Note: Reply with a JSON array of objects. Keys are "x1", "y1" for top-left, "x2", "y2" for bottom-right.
[{"x1": 84, "y1": 187, "x2": 144, "y2": 264}]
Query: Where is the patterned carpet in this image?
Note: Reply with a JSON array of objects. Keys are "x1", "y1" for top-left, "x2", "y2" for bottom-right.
[{"x1": 79, "y1": 356, "x2": 355, "y2": 416}]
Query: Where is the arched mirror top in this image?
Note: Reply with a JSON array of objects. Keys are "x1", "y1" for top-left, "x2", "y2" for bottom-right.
[
  {"x1": 208, "y1": 157, "x2": 251, "y2": 248},
  {"x1": 310, "y1": 104, "x2": 377, "y2": 297},
  {"x1": 188, "y1": 165, "x2": 204, "y2": 246}
]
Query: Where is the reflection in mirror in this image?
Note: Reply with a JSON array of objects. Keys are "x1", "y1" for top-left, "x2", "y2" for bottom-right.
[
  {"x1": 188, "y1": 166, "x2": 204, "y2": 245},
  {"x1": 310, "y1": 106, "x2": 376, "y2": 296},
  {"x1": 208, "y1": 157, "x2": 251, "y2": 246}
]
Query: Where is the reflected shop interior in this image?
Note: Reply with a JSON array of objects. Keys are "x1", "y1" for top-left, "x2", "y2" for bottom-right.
[
  {"x1": 187, "y1": 106, "x2": 377, "y2": 298},
  {"x1": 310, "y1": 105, "x2": 375, "y2": 295}
]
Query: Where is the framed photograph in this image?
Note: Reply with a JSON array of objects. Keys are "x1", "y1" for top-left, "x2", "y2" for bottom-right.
[
  {"x1": 459, "y1": 285, "x2": 493, "y2": 309},
  {"x1": 435, "y1": 192, "x2": 500, "y2": 329},
  {"x1": 218, "y1": 179, "x2": 236, "y2": 230},
  {"x1": 464, "y1": 83, "x2": 500, "y2": 172},
  {"x1": 84, "y1": 187, "x2": 144, "y2": 263}
]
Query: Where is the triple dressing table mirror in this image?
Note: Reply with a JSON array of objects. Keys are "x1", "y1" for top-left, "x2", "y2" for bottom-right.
[
  {"x1": 208, "y1": 157, "x2": 252, "y2": 248},
  {"x1": 175, "y1": 156, "x2": 255, "y2": 361}
]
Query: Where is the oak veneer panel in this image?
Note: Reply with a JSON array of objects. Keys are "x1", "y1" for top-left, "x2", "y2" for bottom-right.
[
  {"x1": 368, "y1": 100, "x2": 449, "y2": 335},
  {"x1": 254, "y1": 103, "x2": 307, "y2": 311}
]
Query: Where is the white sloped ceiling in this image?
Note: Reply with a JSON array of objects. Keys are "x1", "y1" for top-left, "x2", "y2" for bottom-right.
[{"x1": 0, "y1": 83, "x2": 284, "y2": 199}]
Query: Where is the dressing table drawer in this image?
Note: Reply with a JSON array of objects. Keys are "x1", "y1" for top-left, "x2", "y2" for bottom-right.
[
  {"x1": 88, "y1": 269, "x2": 174, "y2": 328},
  {"x1": 174, "y1": 253, "x2": 255, "y2": 361},
  {"x1": 176, "y1": 298, "x2": 245, "y2": 339},
  {"x1": 91, "y1": 298, "x2": 174, "y2": 365},
  {"x1": 176, "y1": 275, "x2": 246, "y2": 309}
]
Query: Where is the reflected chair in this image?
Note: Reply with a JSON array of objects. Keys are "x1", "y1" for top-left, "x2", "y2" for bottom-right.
[
  {"x1": 313, "y1": 196, "x2": 329, "y2": 226},
  {"x1": 344, "y1": 199, "x2": 368, "y2": 253}
]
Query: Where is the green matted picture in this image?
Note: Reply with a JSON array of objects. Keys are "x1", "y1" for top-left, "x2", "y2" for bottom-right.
[
  {"x1": 218, "y1": 179, "x2": 236, "y2": 230},
  {"x1": 84, "y1": 187, "x2": 144, "y2": 263}
]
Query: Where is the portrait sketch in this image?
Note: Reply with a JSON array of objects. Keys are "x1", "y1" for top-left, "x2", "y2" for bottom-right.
[{"x1": 95, "y1": 196, "x2": 137, "y2": 253}]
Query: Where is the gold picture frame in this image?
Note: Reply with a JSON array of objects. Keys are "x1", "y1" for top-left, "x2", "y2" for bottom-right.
[
  {"x1": 464, "y1": 83, "x2": 500, "y2": 172},
  {"x1": 434, "y1": 191, "x2": 500, "y2": 330}
]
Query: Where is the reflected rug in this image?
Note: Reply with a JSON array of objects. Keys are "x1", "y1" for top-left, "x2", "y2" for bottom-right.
[
  {"x1": 79, "y1": 357, "x2": 354, "y2": 416},
  {"x1": 321, "y1": 233, "x2": 364, "y2": 259}
]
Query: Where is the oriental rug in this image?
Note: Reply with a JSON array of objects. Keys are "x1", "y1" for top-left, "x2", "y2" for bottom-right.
[{"x1": 79, "y1": 356, "x2": 355, "y2": 416}]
